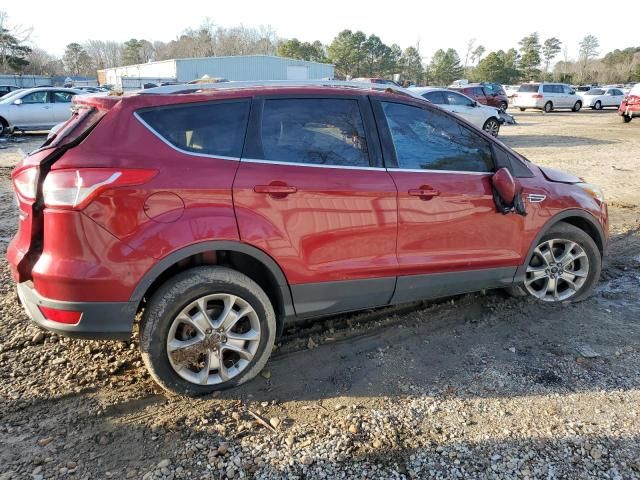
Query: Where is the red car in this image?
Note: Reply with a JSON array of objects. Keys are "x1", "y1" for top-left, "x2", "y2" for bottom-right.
[
  {"x1": 8, "y1": 83, "x2": 608, "y2": 395},
  {"x1": 452, "y1": 83, "x2": 509, "y2": 112},
  {"x1": 619, "y1": 84, "x2": 640, "y2": 122}
]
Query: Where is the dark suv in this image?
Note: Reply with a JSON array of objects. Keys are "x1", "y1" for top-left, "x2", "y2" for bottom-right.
[
  {"x1": 452, "y1": 83, "x2": 509, "y2": 111},
  {"x1": 8, "y1": 82, "x2": 608, "y2": 395}
]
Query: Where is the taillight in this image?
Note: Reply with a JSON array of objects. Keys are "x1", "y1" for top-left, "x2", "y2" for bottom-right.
[
  {"x1": 43, "y1": 168, "x2": 157, "y2": 210},
  {"x1": 38, "y1": 306, "x2": 82, "y2": 325},
  {"x1": 532, "y1": 94, "x2": 543, "y2": 98},
  {"x1": 13, "y1": 166, "x2": 39, "y2": 201},
  {"x1": 627, "y1": 95, "x2": 640, "y2": 105}
]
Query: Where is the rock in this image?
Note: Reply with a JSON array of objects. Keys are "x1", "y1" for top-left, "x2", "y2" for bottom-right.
[
  {"x1": 126, "y1": 469, "x2": 137, "y2": 478},
  {"x1": 66, "y1": 461, "x2": 77, "y2": 469},
  {"x1": 59, "y1": 467, "x2": 68, "y2": 475},
  {"x1": 269, "y1": 417, "x2": 281, "y2": 429},
  {"x1": 508, "y1": 347, "x2": 516, "y2": 353},
  {"x1": 37, "y1": 437, "x2": 53, "y2": 447},
  {"x1": 348, "y1": 424, "x2": 359, "y2": 434},
  {"x1": 260, "y1": 369, "x2": 272, "y2": 379},
  {"x1": 372, "y1": 439, "x2": 382, "y2": 448},
  {"x1": 307, "y1": 337, "x2": 317, "y2": 349},
  {"x1": 217, "y1": 443, "x2": 229, "y2": 455},
  {"x1": 300, "y1": 455, "x2": 313, "y2": 465},
  {"x1": 32, "y1": 332, "x2": 45, "y2": 344},
  {"x1": 285, "y1": 435, "x2": 294, "y2": 447},
  {"x1": 590, "y1": 447, "x2": 602, "y2": 460},
  {"x1": 576, "y1": 345, "x2": 600, "y2": 358},
  {"x1": 157, "y1": 458, "x2": 171, "y2": 468}
]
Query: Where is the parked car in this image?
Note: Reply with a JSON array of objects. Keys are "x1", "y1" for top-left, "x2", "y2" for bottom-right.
[
  {"x1": 504, "y1": 85, "x2": 520, "y2": 99},
  {"x1": 0, "y1": 87, "x2": 83, "y2": 135},
  {"x1": 410, "y1": 87, "x2": 503, "y2": 136},
  {"x1": 8, "y1": 82, "x2": 608, "y2": 395},
  {"x1": 513, "y1": 83, "x2": 582, "y2": 113},
  {"x1": 619, "y1": 83, "x2": 640, "y2": 123},
  {"x1": 450, "y1": 83, "x2": 509, "y2": 112},
  {"x1": 578, "y1": 88, "x2": 626, "y2": 110},
  {"x1": 0, "y1": 85, "x2": 21, "y2": 98},
  {"x1": 73, "y1": 86, "x2": 109, "y2": 93},
  {"x1": 352, "y1": 77, "x2": 401, "y2": 86}
]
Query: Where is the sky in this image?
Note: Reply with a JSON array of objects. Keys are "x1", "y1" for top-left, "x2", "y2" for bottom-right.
[{"x1": 5, "y1": 0, "x2": 638, "y2": 62}]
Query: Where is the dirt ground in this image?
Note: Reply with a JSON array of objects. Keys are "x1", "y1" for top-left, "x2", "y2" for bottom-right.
[{"x1": 0, "y1": 110, "x2": 639, "y2": 480}]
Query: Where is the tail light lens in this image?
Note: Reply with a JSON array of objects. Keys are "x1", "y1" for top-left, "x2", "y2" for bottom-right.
[
  {"x1": 13, "y1": 166, "x2": 39, "y2": 201},
  {"x1": 532, "y1": 94, "x2": 543, "y2": 98},
  {"x1": 627, "y1": 95, "x2": 639, "y2": 105},
  {"x1": 38, "y1": 306, "x2": 82, "y2": 325},
  {"x1": 43, "y1": 168, "x2": 157, "y2": 210}
]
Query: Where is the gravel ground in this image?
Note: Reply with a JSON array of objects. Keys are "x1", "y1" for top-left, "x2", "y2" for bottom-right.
[{"x1": 1, "y1": 111, "x2": 639, "y2": 479}]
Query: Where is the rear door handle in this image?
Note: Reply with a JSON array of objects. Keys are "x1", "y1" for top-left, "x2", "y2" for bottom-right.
[
  {"x1": 408, "y1": 187, "x2": 440, "y2": 199},
  {"x1": 254, "y1": 184, "x2": 297, "y2": 198}
]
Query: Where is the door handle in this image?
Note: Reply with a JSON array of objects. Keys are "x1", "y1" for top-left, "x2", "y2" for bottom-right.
[
  {"x1": 254, "y1": 183, "x2": 297, "y2": 198},
  {"x1": 408, "y1": 187, "x2": 440, "y2": 199}
]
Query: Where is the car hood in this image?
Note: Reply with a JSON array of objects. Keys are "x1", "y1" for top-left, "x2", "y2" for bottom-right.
[{"x1": 539, "y1": 166, "x2": 582, "y2": 184}]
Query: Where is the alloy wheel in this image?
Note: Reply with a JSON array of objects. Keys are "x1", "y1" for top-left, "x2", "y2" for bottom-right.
[
  {"x1": 483, "y1": 119, "x2": 500, "y2": 137},
  {"x1": 524, "y1": 238, "x2": 589, "y2": 302},
  {"x1": 166, "y1": 293, "x2": 261, "y2": 385}
]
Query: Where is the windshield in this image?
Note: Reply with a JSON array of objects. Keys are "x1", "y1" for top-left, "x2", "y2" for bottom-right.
[
  {"x1": 586, "y1": 89, "x2": 604, "y2": 95},
  {"x1": 0, "y1": 89, "x2": 25, "y2": 103},
  {"x1": 519, "y1": 84, "x2": 540, "y2": 92}
]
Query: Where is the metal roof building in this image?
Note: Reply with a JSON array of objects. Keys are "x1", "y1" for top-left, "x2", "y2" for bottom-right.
[{"x1": 98, "y1": 55, "x2": 335, "y2": 89}]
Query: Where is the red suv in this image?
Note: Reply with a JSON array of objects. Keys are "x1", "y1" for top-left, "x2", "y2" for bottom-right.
[
  {"x1": 8, "y1": 83, "x2": 608, "y2": 395},
  {"x1": 452, "y1": 83, "x2": 509, "y2": 112}
]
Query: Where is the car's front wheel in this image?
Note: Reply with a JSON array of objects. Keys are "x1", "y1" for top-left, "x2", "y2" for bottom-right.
[
  {"x1": 572, "y1": 101, "x2": 582, "y2": 112},
  {"x1": 140, "y1": 266, "x2": 276, "y2": 396},
  {"x1": 499, "y1": 101, "x2": 508, "y2": 112},
  {"x1": 519, "y1": 223, "x2": 601, "y2": 303},
  {"x1": 622, "y1": 114, "x2": 632, "y2": 123},
  {"x1": 482, "y1": 117, "x2": 501, "y2": 137}
]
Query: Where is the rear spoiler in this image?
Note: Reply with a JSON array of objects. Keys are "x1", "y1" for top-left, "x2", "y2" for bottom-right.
[{"x1": 71, "y1": 93, "x2": 121, "y2": 110}]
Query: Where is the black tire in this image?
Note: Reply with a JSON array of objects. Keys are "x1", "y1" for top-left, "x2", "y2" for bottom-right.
[
  {"x1": 572, "y1": 101, "x2": 582, "y2": 112},
  {"x1": 594, "y1": 100, "x2": 602, "y2": 110},
  {"x1": 140, "y1": 266, "x2": 276, "y2": 396},
  {"x1": 543, "y1": 101, "x2": 553, "y2": 113},
  {"x1": 515, "y1": 222, "x2": 601, "y2": 303},
  {"x1": 0, "y1": 117, "x2": 8, "y2": 136},
  {"x1": 622, "y1": 114, "x2": 632, "y2": 123},
  {"x1": 482, "y1": 117, "x2": 501, "y2": 137},
  {"x1": 499, "y1": 101, "x2": 508, "y2": 112},
  {"x1": 519, "y1": 107, "x2": 526, "y2": 112}
]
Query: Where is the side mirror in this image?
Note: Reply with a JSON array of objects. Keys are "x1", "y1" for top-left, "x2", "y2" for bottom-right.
[
  {"x1": 569, "y1": 91, "x2": 576, "y2": 95},
  {"x1": 492, "y1": 167, "x2": 516, "y2": 204},
  {"x1": 13, "y1": 98, "x2": 22, "y2": 105}
]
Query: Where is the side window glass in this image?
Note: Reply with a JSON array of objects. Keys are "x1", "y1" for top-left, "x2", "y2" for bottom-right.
[
  {"x1": 53, "y1": 91, "x2": 74, "y2": 103},
  {"x1": 21, "y1": 92, "x2": 48, "y2": 104},
  {"x1": 137, "y1": 100, "x2": 250, "y2": 158},
  {"x1": 423, "y1": 91, "x2": 446, "y2": 105},
  {"x1": 543, "y1": 85, "x2": 553, "y2": 93},
  {"x1": 381, "y1": 102, "x2": 494, "y2": 173},
  {"x1": 445, "y1": 92, "x2": 474, "y2": 107},
  {"x1": 260, "y1": 98, "x2": 369, "y2": 167}
]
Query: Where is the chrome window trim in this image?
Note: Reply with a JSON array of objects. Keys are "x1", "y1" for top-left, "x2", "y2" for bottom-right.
[
  {"x1": 240, "y1": 158, "x2": 386, "y2": 171},
  {"x1": 133, "y1": 111, "x2": 241, "y2": 161},
  {"x1": 528, "y1": 193, "x2": 547, "y2": 203},
  {"x1": 389, "y1": 168, "x2": 492, "y2": 175}
]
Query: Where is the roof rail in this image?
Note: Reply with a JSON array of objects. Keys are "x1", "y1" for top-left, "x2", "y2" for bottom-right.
[{"x1": 139, "y1": 80, "x2": 411, "y2": 96}]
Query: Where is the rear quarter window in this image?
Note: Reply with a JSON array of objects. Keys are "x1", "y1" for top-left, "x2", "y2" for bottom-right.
[
  {"x1": 137, "y1": 100, "x2": 250, "y2": 158},
  {"x1": 519, "y1": 84, "x2": 540, "y2": 93}
]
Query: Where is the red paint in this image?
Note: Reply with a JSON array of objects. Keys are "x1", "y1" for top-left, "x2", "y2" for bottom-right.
[
  {"x1": 453, "y1": 85, "x2": 509, "y2": 109},
  {"x1": 6, "y1": 85, "x2": 608, "y2": 319},
  {"x1": 492, "y1": 168, "x2": 516, "y2": 203}
]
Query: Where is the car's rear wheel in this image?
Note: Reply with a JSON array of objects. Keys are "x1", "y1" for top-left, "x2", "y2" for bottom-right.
[
  {"x1": 594, "y1": 100, "x2": 602, "y2": 110},
  {"x1": 519, "y1": 223, "x2": 601, "y2": 303},
  {"x1": 543, "y1": 101, "x2": 553, "y2": 113},
  {"x1": 499, "y1": 101, "x2": 508, "y2": 112},
  {"x1": 519, "y1": 108, "x2": 526, "y2": 112},
  {"x1": 0, "y1": 117, "x2": 8, "y2": 136},
  {"x1": 482, "y1": 117, "x2": 501, "y2": 137},
  {"x1": 140, "y1": 266, "x2": 276, "y2": 396},
  {"x1": 622, "y1": 114, "x2": 632, "y2": 123},
  {"x1": 572, "y1": 101, "x2": 582, "y2": 112}
]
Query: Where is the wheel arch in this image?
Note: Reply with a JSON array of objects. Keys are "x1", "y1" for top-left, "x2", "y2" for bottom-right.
[
  {"x1": 130, "y1": 241, "x2": 295, "y2": 336},
  {"x1": 514, "y1": 209, "x2": 605, "y2": 282}
]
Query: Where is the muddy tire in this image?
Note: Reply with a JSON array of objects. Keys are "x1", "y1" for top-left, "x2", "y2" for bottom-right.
[
  {"x1": 543, "y1": 102, "x2": 553, "y2": 113},
  {"x1": 517, "y1": 223, "x2": 601, "y2": 303},
  {"x1": 622, "y1": 114, "x2": 632, "y2": 123},
  {"x1": 140, "y1": 266, "x2": 276, "y2": 396}
]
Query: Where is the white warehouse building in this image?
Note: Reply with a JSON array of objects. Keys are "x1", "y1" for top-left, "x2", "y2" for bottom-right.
[{"x1": 98, "y1": 55, "x2": 335, "y2": 90}]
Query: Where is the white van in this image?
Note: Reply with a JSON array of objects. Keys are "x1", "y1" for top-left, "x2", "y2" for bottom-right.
[{"x1": 513, "y1": 83, "x2": 582, "y2": 113}]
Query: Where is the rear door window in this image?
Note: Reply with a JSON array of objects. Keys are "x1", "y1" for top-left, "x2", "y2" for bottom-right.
[
  {"x1": 423, "y1": 91, "x2": 447, "y2": 104},
  {"x1": 137, "y1": 100, "x2": 250, "y2": 158},
  {"x1": 542, "y1": 85, "x2": 554, "y2": 93},
  {"x1": 52, "y1": 91, "x2": 75, "y2": 103},
  {"x1": 381, "y1": 101, "x2": 494, "y2": 173},
  {"x1": 259, "y1": 98, "x2": 370, "y2": 167}
]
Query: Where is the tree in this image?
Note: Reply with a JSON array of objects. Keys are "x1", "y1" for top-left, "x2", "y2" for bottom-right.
[
  {"x1": 277, "y1": 38, "x2": 326, "y2": 63},
  {"x1": 518, "y1": 32, "x2": 541, "y2": 80},
  {"x1": 399, "y1": 46, "x2": 424, "y2": 84},
  {"x1": 362, "y1": 34, "x2": 394, "y2": 76},
  {"x1": 0, "y1": 11, "x2": 32, "y2": 73},
  {"x1": 464, "y1": 38, "x2": 476, "y2": 73},
  {"x1": 23, "y1": 47, "x2": 63, "y2": 75},
  {"x1": 63, "y1": 42, "x2": 92, "y2": 76},
  {"x1": 327, "y1": 30, "x2": 367, "y2": 78},
  {"x1": 470, "y1": 45, "x2": 485, "y2": 65},
  {"x1": 121, "y1": 39, "x2": 145, "y2": 65},
  {"x1": 429, "y1": 48, "x2": 463, "y2": 85},
  {"x1": 542, "y1": 37, "x2": 562, "y2": 78},
  {"x1": 578, "y1": 35, "x2": 599, "y2": 81},
  {"x1": 474, "y1": 49, "x2": 520, "y2": 84},
  {"x1": 84, "y1": 40, "x2": 122, "y2": 70}
]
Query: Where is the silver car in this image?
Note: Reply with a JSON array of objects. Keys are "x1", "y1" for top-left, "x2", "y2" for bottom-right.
[{"x1": 0, "y1": 87, "x2": 84, "y2": 135}]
